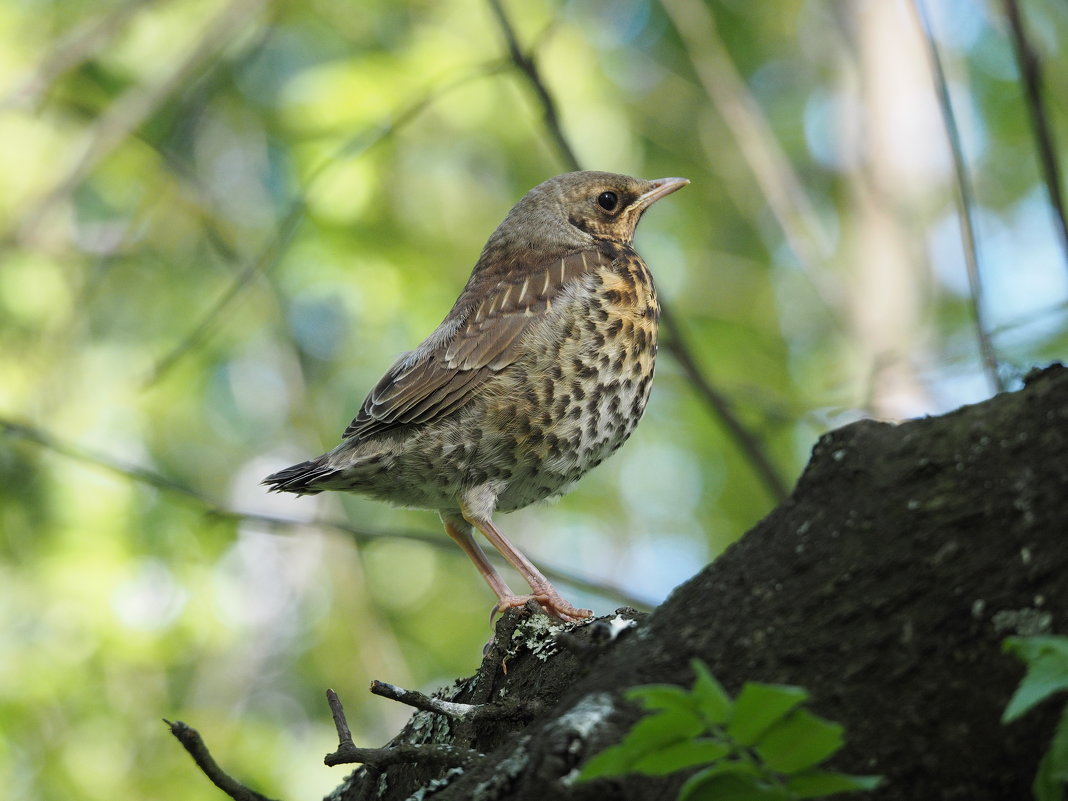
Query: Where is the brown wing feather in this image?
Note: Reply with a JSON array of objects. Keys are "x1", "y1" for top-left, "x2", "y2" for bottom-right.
[{"x1": 342, "y1": 248, "x2": 608, "y2": 440}]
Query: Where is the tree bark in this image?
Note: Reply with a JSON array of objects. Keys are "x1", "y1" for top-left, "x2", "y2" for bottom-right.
[{"x1": 327, "y1": 363, "x2": 1068, "y2": 801}]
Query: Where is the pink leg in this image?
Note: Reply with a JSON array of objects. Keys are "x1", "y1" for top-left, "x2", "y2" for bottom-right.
[
  {"x1": 441, "y1": 513, "x2": 518, "y2": 603},
  {"x1": 458, "y1": 503, "x2": 593, "y2": 623}
]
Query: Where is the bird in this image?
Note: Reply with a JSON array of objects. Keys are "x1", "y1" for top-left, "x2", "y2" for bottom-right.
[{"x1": 264, "y1": 171, "x2": 688, "y2": 622}]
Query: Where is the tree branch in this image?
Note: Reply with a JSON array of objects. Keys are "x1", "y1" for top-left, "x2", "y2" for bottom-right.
[
  {"x1": 369, "y1": 680, "x2": 541, "y2": 722},
  {"x1": 339, "y1": 363, "x2": 1068, "y2": 801},
  {"x1": 323, "y1": 690, "x2": 481, "y2": 769}
]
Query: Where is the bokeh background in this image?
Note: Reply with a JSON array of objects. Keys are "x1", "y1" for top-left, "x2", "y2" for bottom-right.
[{"x1": 2, "y1": 1, "x2": 1067, "y2": 799}]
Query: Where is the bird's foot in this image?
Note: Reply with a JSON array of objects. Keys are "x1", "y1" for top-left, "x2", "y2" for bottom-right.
[{"x1": 494, "y1": 592, "x2": 593, "y2": 624}]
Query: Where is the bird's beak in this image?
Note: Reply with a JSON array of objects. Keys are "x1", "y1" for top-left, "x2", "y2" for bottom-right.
[{"x1": 635, "y1": 177, "x2": 690, "y2": 211}]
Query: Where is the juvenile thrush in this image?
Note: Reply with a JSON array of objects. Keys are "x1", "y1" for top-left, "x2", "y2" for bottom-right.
[{"x1": 264, "y1": 171, "x2": 688, "y2": 622}]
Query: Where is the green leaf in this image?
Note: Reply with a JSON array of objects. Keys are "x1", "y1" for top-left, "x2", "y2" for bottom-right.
[
  {"x1": 631, "y1": 738, "x2": 731, "y2": 776},
  {"x1": 785, "y1": 770, "x2": 883, "y2": 798},
  {"x1": 621, "y1": 706, "x2": 706, "y2": 751},
  {"x1": 754, "y1": 708, "x2": 844, "y2": 773},
  {"x1": 728, "y1": 682, "x2": 809, "y2": 745},
  {"x1": 627, "y1": 683, "x2": 696, "y2": 715},
  {"x1": 680, "y1": 764, "x2": 788, "y2": 801},
  {"x1": 1033, "y1": 705, "x2": 1068, "y2": 801},
  {"x1": 576, "y1": 742, "x2": 634, "y2": 781},
  {"x1": 576, "y1": 707, "x2": 705, "y2": 781},
  {"x1": 1003, "y1": 636, "x2": 1068, "y2": 723},
  {"x1": 691, "y1": 659, "x2": 732, "y2": 724}
]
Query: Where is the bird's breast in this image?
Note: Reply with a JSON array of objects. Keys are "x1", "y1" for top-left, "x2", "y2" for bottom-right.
[{"x1": 484, "y1": 249, "x2": 660, "y2": 511}]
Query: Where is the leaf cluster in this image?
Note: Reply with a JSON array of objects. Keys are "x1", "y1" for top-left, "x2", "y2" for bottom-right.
[{"x1": 577, "y1": 660, "x2": 880, "y2": 800}]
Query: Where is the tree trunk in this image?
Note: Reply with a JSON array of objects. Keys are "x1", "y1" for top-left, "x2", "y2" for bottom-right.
[{"x1": 325, "y1": 363, "x2": 1067, "y2": 801}]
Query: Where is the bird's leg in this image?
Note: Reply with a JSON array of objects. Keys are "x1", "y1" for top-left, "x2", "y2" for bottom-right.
[
  {"x1": 440, "y1": 513, "x2": 519, "y2": 604},
  {"x1": 442, "y1": 512, "x2": 560, "y2": 623},
  {"x1": 458, "y1": 503, "x2": 593, "y2": 623}
]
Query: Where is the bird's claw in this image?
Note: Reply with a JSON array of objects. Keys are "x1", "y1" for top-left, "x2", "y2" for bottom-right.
[{"x1": 492, "y1": 593, "x2": 593, "y2": 624}]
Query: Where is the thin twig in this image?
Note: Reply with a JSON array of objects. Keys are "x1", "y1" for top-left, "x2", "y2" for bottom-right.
[
  {"x1": 1000, "y1": 0, "x2": 1068, "y2": 276},
  {"x1": 326, "y1": 689, "x2": 355, "y2": 749},
  {"x1": 912, "y1": 1, "x2": 1003, "y2": 393},
  {"x1": 370, "y1": 680, "x2": 481, "y2": 718},
  {"x1": 486, "y1": 0, "x2": 789, "y2": 502},
  {"x1": 486, "y1": 0, "x2": 580, "y2": 172},
  {"x1": 165, "y1": 719, "x2": 282, "y2": 801},
  {"x1": 369, "y1": 680, "x2": 539, "y2": 722},
  {"x1": 323, "y1": 691, "x2": 481, "y2": 769},
  {"x1": 0, "y1": 416, "x2": 652, "y2": 609},
  {"x1": 659, "y1": 308, "x2": 789, "y2": 501}
]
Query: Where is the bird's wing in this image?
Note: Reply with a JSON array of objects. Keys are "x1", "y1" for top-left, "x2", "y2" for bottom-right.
[{"x1": 342, "y1": 248, "x2": 609, "y2": 440}]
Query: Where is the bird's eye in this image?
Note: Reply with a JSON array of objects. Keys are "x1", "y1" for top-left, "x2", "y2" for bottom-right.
[{"x1": 597, "y1": 191, "x2": 618, "y2": 211}]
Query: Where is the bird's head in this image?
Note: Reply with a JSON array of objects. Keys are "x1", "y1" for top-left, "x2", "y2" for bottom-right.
[{"x1": 480, "y1": 171, "x2": 689, "y2": 262}]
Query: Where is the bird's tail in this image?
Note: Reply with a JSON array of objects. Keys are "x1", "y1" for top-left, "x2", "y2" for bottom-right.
[{"x1": 262, "y1": 457, "x2": 334, "y2": 495}]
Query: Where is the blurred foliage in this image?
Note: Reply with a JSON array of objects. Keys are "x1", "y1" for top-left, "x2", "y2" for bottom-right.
[{"x1": 0, "y1": 0, "x2": 1067, "y2": 799}]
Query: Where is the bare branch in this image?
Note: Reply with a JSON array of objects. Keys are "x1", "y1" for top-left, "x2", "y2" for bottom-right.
[
  {"x1": 912, "y1": 0, "x2": 1004, "y2": 393},
  {"x1": 370, "y1": 680, "x2": 481, "y2": 719},
  {"x1": 369, "y1": 680, "x2": 540, "y2": 722},
  {"x1": 326, "y1": 741, "x2": 481, "y2": 770},
  {"x1": 322, "y1": 691, "x2": 481, "y2": 769},
  {"x1": 1000, "y1": 0, "x2": 1068, "y2": 277},
  {"x1": 165, "y1": 719, "x2": 283, "y2": 801},
  {"x1": 325, "y1": 689, "x2": 355, "y2": 750}
]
